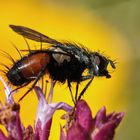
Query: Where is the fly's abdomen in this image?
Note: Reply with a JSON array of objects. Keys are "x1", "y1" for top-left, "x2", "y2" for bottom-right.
[
  {"x1": 6, "y1": 63, "x2": 29, "y2": 86},
  {"x1": 6, "y1": 52, "x2": 50, "y2": 86},
  {"x1": 21, "y1": 53, "x2": 50, "y2": 78}
]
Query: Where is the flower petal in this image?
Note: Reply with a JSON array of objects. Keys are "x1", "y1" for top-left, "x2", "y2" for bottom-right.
[
  {"x1": 94, "y1": 106, "x2": 106, "y2": 128},
  {"x1": 75, "y1": 100, "x2": 93, "y2": 131},
  {"x1": 35, "y1": 118, "x2": 52, "y2": 140},
  {"x1": 0, "y1": 76, "x2": 14, "y2": 103},
  {"x1": 67, "y1": 122, "x2": 89, "y2": 140},
  {"x1": 91, "y1": 112, "x2": 124, "y2": 140},
  {"x1": 34, "y1": 86, "x2": 73, "y2": 140},
  {"x1": 7, "y1": 113, "x2": 23, "y2": 140},
  {"x1": 23, "y1": 125, "x2": 40, "y2": 140},
  {"x1": 34, "y1": 86, "x2": 73, "y2": 129},
  {"x1": 60, "y1": 126, "x2": 66, "y2": 140}
]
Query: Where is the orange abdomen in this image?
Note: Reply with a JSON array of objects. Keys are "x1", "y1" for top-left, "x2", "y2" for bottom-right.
[{"x1": 21, "y1": 53, "x2": 50, "y2": 78}]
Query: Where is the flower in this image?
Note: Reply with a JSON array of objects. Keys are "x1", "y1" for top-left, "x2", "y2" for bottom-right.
[
  {"x1": 0, "y1": 77, "x2": 73, "y2": 140},
  {"x1": 0, "y1": 76, "x2": 23, "y2": 140},
  {"x1": 60, "y1": 100, "x2": 124, "y2": 140},
  {"x1": 34, "y1": 86, "x2": 73, "y2": 140},
  {"x1": 0, "y1": 76, "x2": 124, "y2": 140}
]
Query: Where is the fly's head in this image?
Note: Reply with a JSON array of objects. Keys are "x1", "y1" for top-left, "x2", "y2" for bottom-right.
[{"x1": 89, "y1": 52, "x2": 116, "y2": 78}]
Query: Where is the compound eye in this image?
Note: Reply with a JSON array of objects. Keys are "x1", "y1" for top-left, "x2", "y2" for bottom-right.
[
  {"x1": 95, "y1": 64, "x2": 99, "y2": 75},
  {"x1": 94, "y1": 56, "x2": 100, "y2": 65}
]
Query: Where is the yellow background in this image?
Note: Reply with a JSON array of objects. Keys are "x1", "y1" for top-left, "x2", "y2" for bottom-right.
[{"x1": 0, "y1": 0, "x2": 137, "y2": 139}]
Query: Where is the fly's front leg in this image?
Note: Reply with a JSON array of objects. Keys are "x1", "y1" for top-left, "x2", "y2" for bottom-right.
[
  {"x1": 80, "y1": 75, "x2": 93, "y2": 81},
  {"x1": 77, "y1": 75, "x2": 94, "y2": 102}
]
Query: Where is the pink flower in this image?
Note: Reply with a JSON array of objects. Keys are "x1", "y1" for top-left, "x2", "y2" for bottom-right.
[
  {"x1": 61, "y1": 100, "x2": 124, "y2": 140},
  {"x1": 0, "y1": 76, "x2": 124, "y2": 140},
  {"x1": 0, "y1": 76, "x2": 23, "y2": 140},
  {"x1": 0, "y1": 77, "x2": 72, "y2": 140},
  {"x1": 34, "y1": 86, "x2": 73, "y2": 140}
]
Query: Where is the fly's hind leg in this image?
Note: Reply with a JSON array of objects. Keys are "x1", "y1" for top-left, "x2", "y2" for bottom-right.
[
  {"x1": 9, "y1": 82, "x2": 30, "y2": 97},
  {"x1": 18, "y1": 66, "x2": 47, "y2": 102}
]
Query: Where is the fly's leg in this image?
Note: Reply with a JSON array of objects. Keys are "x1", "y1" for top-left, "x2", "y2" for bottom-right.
[
  {"x1": 9, "y1": 82, "x2": 30, "y2": 97},
  {"x1": 80, "y1": 75, "x2": 93, "y2": 81},
  {"x1": 77, "y1": 76, "x2": 94, "y2": 102},
  {"x1": 18, "y1": 66, "x2": 47, "y2": 102},
  {"x1": 47, "y1": 80, "x2": 56, "y2": 103},
  {"x1": 68, "y1": 81, "x2": 76, "y2": 105},
  {"x1": 41, "y1": 76, "x2": 44, "y2": 94},
  {"x1": 44, "y1": 80, "x2": 49, "y2": 97},
  {"x1": 75, "y1": 82, "x2": 79, "y2": 102}
]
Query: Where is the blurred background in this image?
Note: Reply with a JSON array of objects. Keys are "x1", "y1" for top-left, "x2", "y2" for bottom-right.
[{"x1": 0, "y1": 0, "x2": 139, "y2": 139}]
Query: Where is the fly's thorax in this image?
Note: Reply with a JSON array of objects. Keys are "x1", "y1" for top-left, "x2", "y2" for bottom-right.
[{"x1": 48, "y1": 47, "x2": 71, "y2": 64}]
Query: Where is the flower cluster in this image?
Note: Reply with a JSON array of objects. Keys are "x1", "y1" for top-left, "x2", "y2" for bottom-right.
[
  {"x1": 0, "y1": 77, "x2": 124, "y2": 140},
  {"x1": 60, "y1": 100, "x2": 124, "y2": 140}
]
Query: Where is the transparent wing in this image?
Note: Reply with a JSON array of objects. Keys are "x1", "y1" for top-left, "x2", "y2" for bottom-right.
[
  {"x1": 9, "y1": 25, "x2": 62, "y2": 45},
  {"x1": 20, "y1": 48, "x2": 71, "y2": 57}
]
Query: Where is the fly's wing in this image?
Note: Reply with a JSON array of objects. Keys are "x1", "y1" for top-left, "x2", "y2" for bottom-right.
[
  {"x1": 9, "y1": 25, "x2": 89, "y2": 64},
  {"x1": 9, "y1": 25, "x2": 62, "y2": 45}
]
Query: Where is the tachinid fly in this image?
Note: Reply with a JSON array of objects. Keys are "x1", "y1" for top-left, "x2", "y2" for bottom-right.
[{"x1": 7, "y1": 25, "x2": 116, "y2": 103}]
